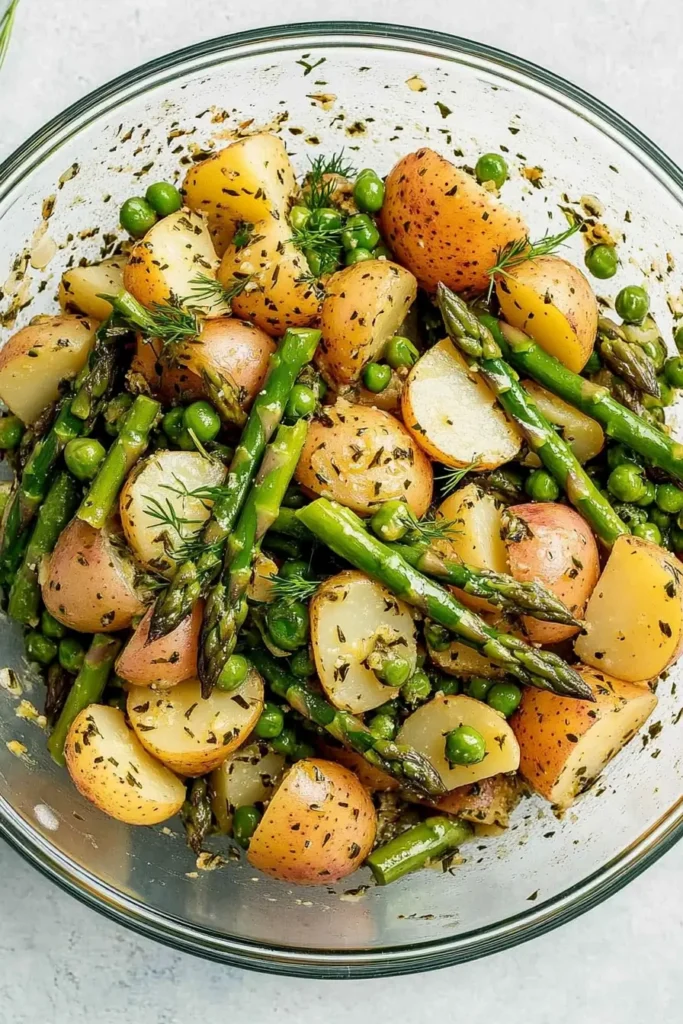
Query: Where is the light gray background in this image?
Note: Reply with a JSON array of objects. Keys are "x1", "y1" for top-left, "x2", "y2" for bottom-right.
[{"x1": 1, "y1": 2, "x2": 682, "y2": 1021}]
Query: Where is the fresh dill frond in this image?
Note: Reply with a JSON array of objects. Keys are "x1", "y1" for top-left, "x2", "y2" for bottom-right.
[
  {"x1": 289, "y1": 224, "x2": 343, "y2": 277},
  {"x1": 0, "y1": 0, "x2": 20, "y2": 70},
  {"x1": 141, "y1": 493, "x2": 205, "y2": 536},
  {"x1": 185, "y1": 272, "x2": 251, "y2": 310},
  {"x1": 269, "y1": 570, "x2": 321, "y2": 603},
  {"x1": 486, "y1": 223, "x2": 580, "y2": 299},
  {"x1": 408, "y1": 513, "x2": 461, "y2": 542},
  {"x1": 303, "y1": 151, "x2": 356, "y2": 210},
  {"x1": 161, "y1": 476, "x2": 230, "y2": 510},
  {"x1": 232, "y1": 222, "x2": 254, "y2": 250},
  {"x1": 437, "y1": 457, "x2": 482, "y2": 497}
]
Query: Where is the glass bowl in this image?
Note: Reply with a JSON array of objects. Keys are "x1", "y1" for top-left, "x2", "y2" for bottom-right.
[{"x1": 1, "y1": 22, "x2": 683, "y2": 979}]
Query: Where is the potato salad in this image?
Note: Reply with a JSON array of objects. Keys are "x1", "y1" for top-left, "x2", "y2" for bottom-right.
[{"x1": 2, "y1": 130, "x2": 681, "y2": 886}]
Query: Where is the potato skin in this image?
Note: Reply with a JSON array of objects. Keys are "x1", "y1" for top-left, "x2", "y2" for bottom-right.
[
  {"x1": 65, "y1": 705, "x2": 186, "y2": 826},
  {"x1": 42, "y1": 518, "x2": 145, "y2": 633},
  {"x1": 115, "y1": 602, "x2": 202, "y2": 687},
  {"x1": 434, "y1": 774, "x2": 522, "y2": 827},
  {"x1": 379, "y1": 148, "x2": 526, "y2": 293},
  {"x1": 505, "y1": 502, "x2": 600, "y2": 644},
  {"x1": 295, "y1": 399, "x2": 432, "y2": 516},
  {"x1": 247, "y1": 759, "x2": 376, "y2": 884},
  {"x1": 132, "y1": 316, "x2": 274, "y2": 409},
  {"x1": 317, "y1": 261, "x2": 417, "y2": 385}
]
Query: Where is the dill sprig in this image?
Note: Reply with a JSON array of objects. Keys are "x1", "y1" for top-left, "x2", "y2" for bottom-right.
[
  {"x1": 304, "y1": 151, "x2": 356, "y2": 210},
  {"x1": 141, "y1": 494, "x2": 205, "y2": 536},
  {"x1": 408, "y1": 513, "x2": 461, "y2": 543},
  {"x1": 103, "y1": 290, "x2": 200, "y2": 349},
  {"x1": 269, "y1": 570, "x2": 321, "y2": 603},
  {"x1": 0, "y1": 0, "x2": 20, "y2": 70},
  {"x1": 486, "y1": 223, "x2": 580, "y2": 299},
  {"x1": 288, "y1": 224, "x2": 343, "y2": 277},
  {"x1": 184, "y1": 272, "x2": 252, "y2": 310},
  {"x1": 437, "y1": 457, "x2": 482, "y2": 497}
]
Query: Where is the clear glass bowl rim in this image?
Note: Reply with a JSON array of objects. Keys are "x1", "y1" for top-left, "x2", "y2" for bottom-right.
[{"x1": 1, "y1": 20, "x2": 683, "y2": 979}]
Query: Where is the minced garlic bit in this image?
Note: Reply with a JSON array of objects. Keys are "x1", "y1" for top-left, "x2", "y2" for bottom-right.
[
  {"x1": 0, "y1": 667, "x2": 22, "y2": 697},
  {"x1": 6, "y1": 740, "x2": 28, "y2": 759},
  {"x1": 15, "y1": 700, "x2": 47, "y2": 730},
  {"x1": 307, "y1": 93, "x2": 336, "y2": 111},
  {"x1": 406, "y1": 75, "x2": 427, "y2": 92}
]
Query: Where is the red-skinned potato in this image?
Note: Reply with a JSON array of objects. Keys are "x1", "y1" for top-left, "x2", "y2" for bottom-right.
[
  {"x1": 0, "y1": 314, "x2": 98, "y2": 424},
  {"x1": 504, "y1": 502, "x2": 600, "y2": 644},
  {"x1": 511, "y1": 666, "x2": 658, "y2": 810},
  {"x1": 295, "y1": 399, "x2": 433, "y2": 517},
  {"x1": 42, "y1": 518, "x2": 146, "y2": 633},
  {"x1": 247, "y1": 759, "x2": 376, "y2": 884},
  {"x1": 317, "y1": 261, "x2": 417, "y2": 385},
  {"x1": 115, "y1": 602, "x2": 202, "y2": 687},
  {"x1": 317, "y1": 742, "x2": 399, "y2": 792},
  {"x1": 132, "y1": 317, "x2": 274, "y2": 409},
  {"x1": 433, "y1": 774, "x2": 522, "y2": 828},
  {"x1": 379, "y1": 148, "x2": 527, "y2": 293}
]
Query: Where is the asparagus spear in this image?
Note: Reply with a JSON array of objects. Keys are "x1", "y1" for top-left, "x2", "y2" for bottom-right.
[
  {"x1": 182, "y1": 778, "x2": 214, "y2": 856},
  {"x1": 249, "y1": 647, "x2": 446, "y2": 798},
  {"x1": 367, "y1": 816, "x2": 473, "y2": 885},
  {"x1": 149, "y1": 326, "x2": 321, "y2": 641},
  {"x1": 47, "y1": 634, "x2": 121, "y2": 765},
  {"x1": 297, "y1": 499, "x2": 593, "y2": 700},
  {"x1": 199, "y1": 420, "x2": 308, "y2": 696},
  {"x1": 71, "y1": 315, "x2": 131, "y2": 420},
  {"x1": 7, "y1": 472, "x2": 80, "y2": 626},
  {"x1": 596, "y1": 318, "x2": 659, "y2": 398},
  {"x1": 437, "y1": 285, "x2": 628, "y2": 547},
  {"x1": 77, "y1": 394, "x2": 160, "y2": 529}
]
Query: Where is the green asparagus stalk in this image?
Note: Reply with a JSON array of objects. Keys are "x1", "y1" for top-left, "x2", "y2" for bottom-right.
[
  {"x1": 297, "y1": 499, "x2": 593, "y2": 701},
  {"x1": 47, "y1": 634, "x2": 121, "y2": 765},
  {"x1": 249, "y1": 647, "x2": 446, "y2": 798},
  {"x1": 77, "y1": 394, "x2": 160, "y2": 529},
  {"x1": 367, "y1": 816, "x2": 473, "y2": 885},
  {"x1": 71, "y1": 315, "x2": 131, "y2": 420},
  {"x1": 199, "y1": 420, "x2": 308, "y2": 696},
  {"x1": 149, "y1": 326, "x2": 320, "y2": 641},
  {"x1": 437, "y1": 285, "x2": 628, "y2": 547},
  {"x1": 182, "y1": 778, "x2": 214, "y2": 855},
  {"x1": 7, "y1": 473, "x2": 80, "y2": 626},
  {"x1": 597, "y1": 318, "x2": 659, "y2": 399}
]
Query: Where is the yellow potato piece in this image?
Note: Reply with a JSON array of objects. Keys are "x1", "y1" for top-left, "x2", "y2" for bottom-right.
[
  {"x1": 574, "y1": 534, "x2": 683, "y2": 683},
  {"x1": 58, "y1": 257, "x2": 126, "y2": 321},
  {"x1": 437, "y1": 482, "x2": 508, "y2": 612},
  {"x1": 522, "y1": 380, "x2": 604, "y2": 464},
  {"x1": 210, "y1": 741, "x2": 285, "y2": 832},
  {"x1": 402, "y1": 338, "x2": 521, "y2": 469}
]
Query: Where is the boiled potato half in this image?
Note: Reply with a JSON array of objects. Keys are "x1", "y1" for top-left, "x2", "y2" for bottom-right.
[
  {"x1": 65, "y1": 705, "x2": 186, "y2": 825},
  {"x1": 504, "y1": 502, "x2": 600, "y2": 644},
  {"x1": 119, "y1": 450, "x2": 226, "y2": 575},
  {"x1": 124, "y1": 209, "x2": 225, "y2": 313},
  {"x1": 127, "y1": 672, "x2": 264, "y2": 777},
  {"x1": 42, "y1": 518, "x2": 145, "y2": 633},
  {"x1": 183, "y1": 133, "x2": 296, "y2": 255},
  {"x1": 210, "y1": 741, "x2": 286, "y2": 833},
  {"x1": 522, "y1": 381, "x2": 604, "y2": 464},
  {"x1": 317, "y1": 261, "x2": 417, "y2": 385},
  {"x1": 58, "y1": 257, "x2": 126, "y2": 321},
  {"x1": 434, "y1": 774, "x2": 522, "y2": 828},
  {"x1": 310, "y1": 570, "x2": 417, "y2": 713},
  {"x1": 512, "y1": 666, "x2": 658, "y2": 810},
  {"x1": 116, "y1": 601, "x2": 202, "y2": 687},
  {"x1": 397, "y1": 694, "x2": 520, "y2": 790},
  {"x1": 0, "y1": 314, "x2": 97, "y2": 424},
  {"x1": 437, "y1": 482, "x2": 508, "y2": 613},
  {"x1": 574, "y1": 534, "x2": 683, "y2": 683},
  {"x1": 402, "y1": 339, "x2": 521, "y2": 470},
  {"x1": 379, "y1": 148, "x2": 527, "y2": 293},
  {"x1": 295, "y1": 399, "x2": 433, "y2": 517},
  {"x1": 247, "y1": 759, "x2": 376, "y2": 884},
  {"x1": 496, "y1": 256, "x2": 598, "y2": 373}
]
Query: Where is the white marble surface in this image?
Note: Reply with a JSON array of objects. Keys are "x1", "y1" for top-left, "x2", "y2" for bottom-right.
[{"x1": 1, "y1": 0, "x2": 683, "y2": 1019}]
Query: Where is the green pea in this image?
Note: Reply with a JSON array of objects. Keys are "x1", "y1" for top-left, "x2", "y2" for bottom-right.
[
  {"x1": 475, "y1": 152, "x2": 508, "y2": 189},
  {"x1": 486, "y1": 682, "x2": 522, "y2": 717},
  {"x1": 353, "y1": 169, "x2": 385, "y2": 213},
  {"x1": 177, "y1": 428, "x2": 196, "y2": 451},
  {"x1": 445, "y1": 725, "x2": 486, "y2": 766},
  {"x1": 58, "y1": 636, "x2": 85, "y2": 674},
  {"x1": 266, "y1": 599, "x2": 309, "y2": 652},
  {"x1": 465, "y1": 677, "x2": 493, "y2": 702},
  {"x1": 584, "y1": 244, "x2": 618, "y2": 280},
  {"x1": 657, "y1": 379, "x2": 675, "y2": 407},
  {"x1": 25, "y1": 631, "x2": 57, "y2": 666},
  {"x1": 271, "y1": 727, "x2": 297, "y2": 756},
  {"x1": 525, "y1": 469, "x2": 560, "y2": 502},
  {"x1": 279, "y1": 559, "x2": 311, "y2": 580},
  {"x1": 308, "y1": 207, "x2": 343, "y2": 231},
  {"x1": 119, "y1": 196, "x2": 157, "y2": 238},
  {"x1": 650, "y1": 506, "x2": 672, "y2": 532},
  {"x1": 216, "y1": 653, "x2": 249, "y2": 692},
  {"x1": 286, "y1": 383, "x2": 317, "y2": 420},
  {"x1": 655, "y1": 482, "x2": 683, "y2": 514},
  {"x1": 384, "y1": 335, "x2": 419, "y2": 369},
  {"x1": 370, "y1": 499, "x2": 415, "y2": 542},
  {"x1": 372, "y1": 244, "x2": 392, "y2": 260},
  {"x1": 644, "y1": 407, "x2": 666, "y2": 428},
  {"x1": 345, "y1": 248, "x2": 374, "y2": 266},
  {"x1": 432, "y1": 673, "x2": 460, "y2": 696},
  {"x1": 424, "y1": 621, "x2": 452, "y2": 652},
  {"x1": 638, "y1": 336, "x2": 667, "y2": 373},
  {"x1": 162, "y1": 407, "x2": 186, "y2": 444},
  {"x1": 232, "y1": 805, "x2": 262, "y2": 848},
  {"x1": 368, "y1": 713, "x2": 397, "y2": 741},
  {"x1": 633, "y1": 521, "x2": 662, "y2": 545},
  {"x1": 607, "y1": 443, "x2": 642, "y2": 470},
  {"x1": 40, "y1": 610, "x2": 66, "y2": 640},
  {"x1": 293, "y1": 741, "x2": 315, "y2": 761},
  {"x1": 607, "y1": 463, "x2": 646, "y2": 503},
  {"x1": 664, "y1": 356, "x2": 683, "y2": 389},
  {"x1": 289, "y1": 205, "x2": 311, "y2": 231},
  {"x1": 64, "y1": 438, "x2": 106, "y2": 482},
  {"x1": 104, "y1": 393, "x2": 133, "y2": 436},
  {"x1": 304, "y1": 248, "x2": 323, "y2": 277},
  {"x1": 290, "y1": 647, "x2": 315, "y2": 679},
  {"x1": 183, "y1": 400, "x2": 221, "y2": 444},
  {"x1": 400, "y1": 669, "x2": 432, "y2": 706},
  {"x1": 145, "y1": 181, "x2": 182, "y2": 217},
  {"x1": 374, "y1": 655, "x2": 412, "y2": 688},
  {"x1": 674, "y1": 325, "x2": 683, "y2": 354},
  {"x1": 341, "y1": 213, "x2": 380, "y2": 252},
  {"x1": 635, "y1": 478, "x2": 656, "y2": 507},
  {"x1": 671, "y1": 525, "x2": 683, "y2": 553},
  {"x1": 254, "y1": 701, "x2": 285, "y2": 739},
  {"x1": 362, "y1": 362, "x2": 392, "y2": 393},
  {"x1": 0, "y1": 414, "x2": 23, "y2": 450},
  {"x1": 583, "y1": 351, "x2": 602, "y2": 375},
  {"x1": 613, "y1": 503, "x2": 649, "y2": 526},
  {"x1": 615, "y1": 285, "x2": 649, "y2": 324}
]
